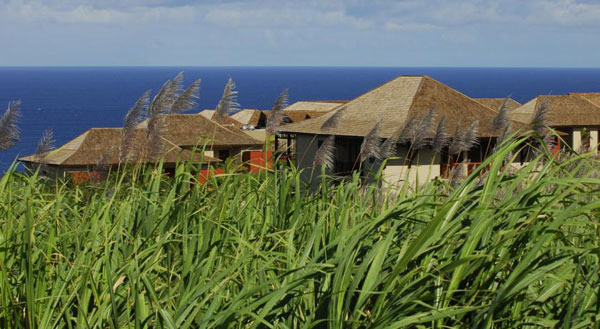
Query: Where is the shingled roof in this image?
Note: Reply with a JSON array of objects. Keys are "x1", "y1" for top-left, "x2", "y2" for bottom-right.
[
  {"x1": 19, "y1": 128, "x2": 219, "y2": 166},
  {"x1": 137, "y1": 114, "x2": 263, "y2": 147},
  {"x1": 279, "y1": 76, "x2": 519, "y2": 138},
  {"x1": 231, "y1": 109, "x2": 266, "y2": 127},
  {"x1": 510, "y1": 95, "x2": 600, "y2": 127},
  {"x1": 569, "y1": 93, "x2": 600, "y2": 107},
  {"x1": 475, "y1": 98, "x2": 522, "y2": 111},
  {"x1": 283, "y1": 101, "x2": 347, "y2": 112}
]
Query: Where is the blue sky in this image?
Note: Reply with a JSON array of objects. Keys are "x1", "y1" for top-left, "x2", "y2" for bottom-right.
[{"x1": 1, "y1": 0, "x2": 599, "y2": 67}]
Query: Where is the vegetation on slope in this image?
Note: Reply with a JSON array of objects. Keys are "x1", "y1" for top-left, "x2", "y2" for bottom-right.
[{"x1": 1, "y1": 136, "x2": 600, "y2": 328}]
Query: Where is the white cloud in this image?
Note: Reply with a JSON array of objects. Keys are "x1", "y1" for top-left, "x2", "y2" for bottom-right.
[
  {"x1": 385, "y1": 22, "x2": 441, "y2": 32},
  {"x1": 527, "y1": 0, "x2": 600, "y2": 26},
  {"x1": 0, "y1": 1, "x2": 195, "y2": 24}
]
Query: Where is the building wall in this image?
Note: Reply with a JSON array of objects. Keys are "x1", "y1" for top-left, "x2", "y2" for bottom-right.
[
  {"x1": 382, "y1": 147, "x2": 441, "y2": 187},
  {"x1": 572, "y1": 127, "x2": 599, "y2": 154},
  {"x1": 295, "y1": 133, "x2": 333, "y2": 185}
]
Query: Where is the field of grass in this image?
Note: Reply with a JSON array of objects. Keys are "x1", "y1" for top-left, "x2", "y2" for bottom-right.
[{"x1": 1, "y1": 137, "x2": 600, "y2": 328}]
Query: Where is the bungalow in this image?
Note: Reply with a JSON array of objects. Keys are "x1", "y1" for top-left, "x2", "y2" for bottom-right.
[
  {"x1": 509, "y1": 94, "x2": 600, "y2": 154},
  {"x1": 278, "y1": 76, "x2": 523, "y2": 185},
  {"x1": 18, "y1": 128, "x2": 220, "y2": 181},
  {"x1": 20, "y1": 113, "x2": 264, "y2": 181},
  {"x1": 136, "y1": 113, "x2": 263, "y2": 161}
]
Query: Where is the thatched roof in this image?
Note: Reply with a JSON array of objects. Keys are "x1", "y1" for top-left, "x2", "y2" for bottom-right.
[
  {"x1": 137, "y1": 114, "x2": 263, "y2": 147},
  {"x1": 475, "y1": 98, "x2": 522, "y2": 111},
  {"x1": 283, "y1": 110, "x2": 328, "y2": 123},
  {"x1": 510, "y1": 95, "x2": 600, "y2": 127},
  {"x1": 231, "y1": 109, "x2": 266, "y2": 127},
  {"x1": 283, "y1": 101, "x2": 347, "y2": 112},
  {"x1": 279, "y1": 76, "x2": 519, "y2": 138},
  {"x1": 569, "y1": 93, "x2": 600, "y2": 107},
  {"x1": 19, "y1": 128, "x2": 220, "y2": 166}
]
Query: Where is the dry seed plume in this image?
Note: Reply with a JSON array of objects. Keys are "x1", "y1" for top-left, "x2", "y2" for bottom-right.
[
  {"x1": 449, "y1": 121, "x2": 479, "y2": 155},
  {"x1": 320, "y1": 105, "x2": 347, "y2": 130},
  {"x1": 267, "y1": 89, "x2": 289, "y2": 134},
  {"x1": 215, "y1": 78, "x2": 240, "y2": 121},
  {"x1": 462, "y1": 121, "x2": 479, "y2": 152},
  {"x1": 432, "y1": 115, "x2": 450, "y2": 153},
  {"x1": 170, "y1": 79, "x2": 201, "y2": 114},
  {"x1": 121, "y1": 90, "x2": 151, "y2": 162},
  {"x1": 532, "y1": 97, "x2": 549, "y2": 135},
  {"x1": 313, "y1": 135, "x2": 335, "y2": 169},
  {"x1": 491, "y1": 96, "x2": 511, "y2": 131},
  {"x1": 360, "y1": 121, "x2": 382, "y2": 162},
  {"x1": 410, "y1": 109, "x2": 436, "y2": 151},
  {"x1": 0, "y1": 100, "x2": 21, "y2": 150},
  {"x1": 35, "y1": 129, "x2": 55, "y2": 158},
  {"x1": 450, "y1": 159, "x2": 468, "y2": 188}
]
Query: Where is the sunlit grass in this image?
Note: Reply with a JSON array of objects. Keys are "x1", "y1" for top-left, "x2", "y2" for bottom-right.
[{"x1": 1, "y1": 136, "x2": 600, "y2": 328}]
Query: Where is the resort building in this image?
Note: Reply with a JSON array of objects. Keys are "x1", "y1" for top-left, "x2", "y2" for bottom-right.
[
  {"x1": 20, "y1": 113, "x2": 263, "y2": 181},
  {"x1": 509, "y1": 94, "x2": 600, "y2": 154},
  {"x1": 278, "y1": 76, "x2": 524, "y2": 185},
  {"x1": 18, "y1": 128, "x2": 220, "y2": 182}
]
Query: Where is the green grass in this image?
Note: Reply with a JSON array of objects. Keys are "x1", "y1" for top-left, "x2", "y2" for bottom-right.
[{"x1": 1, "y1": 136, "x2": 600, "y2": 328}]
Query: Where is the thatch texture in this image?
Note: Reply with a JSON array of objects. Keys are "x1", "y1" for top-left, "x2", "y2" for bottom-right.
[
  {"x1": 283, "y1": 101, "x2": 347, "y2": 112},
  {"x1": 569, "y1": 93, "x2": 600, "y2": 107},
  {"x1": 137, "y1": 114, "x2": 263, "y2": 147},
  {"x1": 19, "y1": 128, "x2": 219, "y2": 166},
  {"x1": 279, "y1": 76, "x2": 521, "y2": 138},
  {"x1": 475, "y1": 98, "x2": 521, "y2": 111},
  {"x1": 231, "y1": 109, "x2": 265, "y2": 127},
  {"x1": 510, "y1": 95, "x2": 600, "y2": 126}
]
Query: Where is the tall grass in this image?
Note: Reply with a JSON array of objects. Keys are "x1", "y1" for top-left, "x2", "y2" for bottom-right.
[{"x1": 1, "y1": 136, "x2": 600, "y2": 328}]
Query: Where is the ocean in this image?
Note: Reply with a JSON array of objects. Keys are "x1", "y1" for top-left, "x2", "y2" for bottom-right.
[{"x1": 1, "y1": 66, "x2": 600, "y2": 171}]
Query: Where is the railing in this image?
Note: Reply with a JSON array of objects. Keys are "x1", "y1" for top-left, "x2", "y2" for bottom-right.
[{"x1": 441, "y1": 162, "x2": 483, "y2": 179}]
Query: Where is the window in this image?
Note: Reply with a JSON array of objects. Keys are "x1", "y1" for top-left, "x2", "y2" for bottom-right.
[{"x1": 218, "y1": 149, "x2": 230, "y2": 161}]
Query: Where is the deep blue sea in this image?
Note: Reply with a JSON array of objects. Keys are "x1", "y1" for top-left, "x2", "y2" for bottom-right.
[{"x1": 1, "y1": 66, "x2": 600, "y2": 171}]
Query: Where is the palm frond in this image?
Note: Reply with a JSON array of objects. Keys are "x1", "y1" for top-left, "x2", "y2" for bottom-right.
[
  {"x1": 266, "y1": 89, "x2": 289, "y2": 134},
  {"x1": 313, "y1": 135, "x2": 336, "y2": 169},
  {"x1": 432, "y1": 115, "x2": 450, "y2": 153},
  {"x1": 215, "y1": 78, "x2": 240, "y2": 121},
  {"x1": 320, "y1": 106, "x2": 347, "y2": 130},
  {"x1": 170, "y1": 79, "x2": 201, "y2": 114},
  {"x1": 360, "y1": 121, "x2": 382, "y2": 162},
  {"x1": 35, "y1": 129, "x2": 55, "y2": 158},
  {"x1": 0, "y1": 100, "x2": 21, "y2": 150}
]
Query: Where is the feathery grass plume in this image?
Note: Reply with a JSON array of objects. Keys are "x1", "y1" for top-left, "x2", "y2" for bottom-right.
[
  {"x1": 360, "y1": 121, "x2": 382, "y2": 162},
  {"x1": 491, "y1": 96, "x2": 511, "y2": 131},
  {"x1": 148, "y1": 80, "x2": 174, "y2": 119},
  {"x1": 448, "y1": 122, "x2": 463, "y2": 155},
  {"x1": 462, "y1": 120, "x2": 479, "y2": 152},
  {"x1": 432, "y1": 115, "x2": 450, "y2": 153},
  {"x1": 410, "y1": 109, "x2": 436, "y2": 151},
  {"x1": 147, "y1": 116, "x2": 165, "y2": 159},
  {"x1": 0, "y1": 100, "x2": 21, "y2": 150},
  {"x1": 313, "y1": 135, "x2": 335, "y2": 169},
  {"x1": 320, "y1": 105, "x2": 347, "y2": 130},
  {"x1": 448, "y1": 121, "x2": 479, "y2": 155},
  {"x1": 121, "y1": 90, "x2": 151, "y2": 161},
  {"x1": 215, "y1": 78, "x2": 240, "y2": 121},
  {"x1": 170, "y1": 79, "x2": 201, "y2": 114},
  {"x1": 380, "y1": 114, "x2": 417, "y2": 158},
  {"x1": 35, "y1": 129, "x2": 55, "y2": 158},
  {"x1": 532, "y1": 96, "x2": 549, "y2": 135},
  {"x1": 266, "y1": 89, "x2": 289, "y2": 134},
  {"x1": 450, "y1": 158, "x2": 468, "y2": 188}
]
